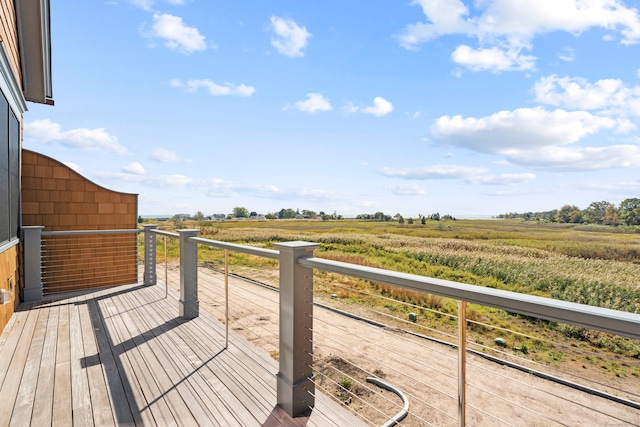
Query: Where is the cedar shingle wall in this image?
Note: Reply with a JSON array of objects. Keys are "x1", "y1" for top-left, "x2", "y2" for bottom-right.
[
  {"x1": 0, "y1": 0, "x2": 19, "y2": 335},
  {"x1": 0, "y1": 245, "x2": 17, "y2": 335},
  {"x1": 0, "y1": 0, "x2": 21, "y2": 86},
  {"x1": 21, "y1": 150, "x2": 139, "y2": 293}
]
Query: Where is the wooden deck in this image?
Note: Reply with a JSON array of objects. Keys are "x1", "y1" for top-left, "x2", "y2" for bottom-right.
[{"x1": 0, "y1": 282, "x2": 367, "y2": 426}]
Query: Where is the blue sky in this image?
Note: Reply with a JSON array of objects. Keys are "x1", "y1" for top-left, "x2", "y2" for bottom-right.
[{"x1": 24, "y1": 0, "x2": 640, "y2": 217}]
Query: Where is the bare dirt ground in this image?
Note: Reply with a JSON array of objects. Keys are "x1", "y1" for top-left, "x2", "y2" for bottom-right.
[{"x1": 162, "y1": 263, "x2": 640, "y2": 426}]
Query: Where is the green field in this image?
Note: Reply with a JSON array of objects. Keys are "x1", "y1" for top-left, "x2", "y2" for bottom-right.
[{"x1": 141, "y1": 218, "x2": 640, "y2": 377}]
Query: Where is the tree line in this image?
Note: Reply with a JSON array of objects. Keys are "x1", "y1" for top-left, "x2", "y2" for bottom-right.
[{"x1": 498, "y1": 198, "x2": 640, "y2": 226}]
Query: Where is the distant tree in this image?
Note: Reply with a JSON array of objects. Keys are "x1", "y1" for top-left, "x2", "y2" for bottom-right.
[
  {"x1": 555, "y1": 205, "x2": 582, "y2": 223},
  {"x1": 430, "y1": 213, "x2": 440, "y2": 221},
  {"x1": 233, "y1": 207, "x2": 249, "y2": 218},
  {"x1": 302, "y1": 209, "x2": 317, "y2": 219},
  {"x1": 407, "y1": 217, "x2": 413, "y2": 224},
  {"x1": 249, "y1": 211, "x2": 258, "y2": 217},
  {"x1": 421, "y1": 216, "x2": 426, "y2": 225},
  {"x1": 265, "y1": 212, "x2": 277, "y2": 219},
  {"x1": 619, "y1": 198, "x2": 640, "y2": 226},
  {"x1": 603, "y1": 205, "x2": 620, "y2": 226},
  {"x1": 581, "y1": 201, "x2": 613, "y2": 224},
  {"x1": 194, "y1": 211, "x2": 205, "y2": 220},
  {"x1": 398, "y1": 215, "x2": 404, "y2": 224},
  {"x1": 138, "y1": 216, "x2": 144, "y2": 223},
  {"x1": 374, "y1": 211, "x2": 385, "y2": 221},
  {"x1": 278, "y1": 208, "x2": 297, "y2": 219}
]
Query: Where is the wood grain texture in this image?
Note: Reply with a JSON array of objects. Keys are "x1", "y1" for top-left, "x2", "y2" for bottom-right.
[{"x1": 0, "y1": 282, "x2": 366, "y2": 426}]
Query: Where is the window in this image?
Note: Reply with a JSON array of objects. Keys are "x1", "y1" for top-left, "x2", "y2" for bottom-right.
[{"x1": 0, "y1": 88, "x2": 20, "y2": 245}]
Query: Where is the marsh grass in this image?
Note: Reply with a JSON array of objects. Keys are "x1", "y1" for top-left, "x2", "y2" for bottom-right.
[{"x1": 140, "y1": 218, "x2": 640, "y2": 377}]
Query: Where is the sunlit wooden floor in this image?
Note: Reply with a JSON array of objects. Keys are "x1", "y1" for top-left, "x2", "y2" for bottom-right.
[{"x1": 0, "y1": 282, "x2": 366, "y2": 426}]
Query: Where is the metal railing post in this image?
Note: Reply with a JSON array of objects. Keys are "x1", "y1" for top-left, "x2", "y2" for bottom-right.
[
  {"x1": 274, "y1": 241, "x2": 320, "y2": 417},
  {"x1": 458, "y1": 300, "x2": 467, "y2": 427},
  {"x1": 22, "y1": 226, "x2": 44, "y2": 302},
  {"x1": 143, "y1": 224, "x2": 158, "y2": 286},
  {"x1": 224, "y1": 249, "x2": 229, "y2": 349},
  {"x1": 178, "y1": 229, "x2": 200, "y2": 319}
]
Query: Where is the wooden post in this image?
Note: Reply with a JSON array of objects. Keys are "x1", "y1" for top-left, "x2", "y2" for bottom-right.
[{"x1": 274, "y1": 241, "x2": 319, "y2": 417}]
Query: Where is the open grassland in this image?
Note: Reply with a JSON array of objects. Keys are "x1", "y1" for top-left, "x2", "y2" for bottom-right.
[{"x1": 142, "y1": 218, "x2": 640, "y2": 379}]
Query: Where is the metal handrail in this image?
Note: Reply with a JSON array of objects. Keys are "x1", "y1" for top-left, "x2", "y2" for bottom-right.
[
  {"x1": 298, "y1": 256, "x2": 640, "y2": 340},
  {"x1": 189, "y1": 236, "x2": 279, "y2": 259},
  {"x1": 151, "y1": 229, "x2": 180, "y2": 238},
  {"x1": 41, "y1": 229, "x2": 139, "y2": 236}
]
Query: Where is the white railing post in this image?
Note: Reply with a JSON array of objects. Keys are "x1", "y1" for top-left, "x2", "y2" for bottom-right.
[
  {"x1": 274, "y1": 241, "x2": 320, "y2": 417},
  {"x1": 143, "y1": 224, "x2": 158, "y2": 286},
  {"x1": 458, "y1": 300, "x2": 467, "y2": 427},
  {"x1": 22, "y1": 226, "x2": 44, "y2": 302},
  {"x1": 179, "y1": 229, "x2": 200, "y2": 319}
]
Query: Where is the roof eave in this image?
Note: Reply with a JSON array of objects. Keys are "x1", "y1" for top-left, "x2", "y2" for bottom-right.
[{"x1": 15, "y1": 0, "x2": 53, "y2": 105}]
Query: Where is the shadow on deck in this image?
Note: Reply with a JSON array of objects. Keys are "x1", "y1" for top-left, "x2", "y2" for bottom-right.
[{"x1": 0, "y1": 282, "x2": 365, "y2": 426}]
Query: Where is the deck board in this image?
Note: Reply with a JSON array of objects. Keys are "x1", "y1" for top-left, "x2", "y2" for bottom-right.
[
  {"x1": 31, "y1": 303, "x2": 58, "y2": 426},
  {"x1": 52, "y1": 301, "x2": 72, "y2": 427},
  {"x1": 0, "y1": 308, "x2": 39, "y2": 427},
  {"x1": 10, "y1": 305, "x2": 48, "y2": 427},
  {"x1": 69, "y1": 296, "x2": 95, "y2": 427},
  {"x1": 0, "y1": 281, "x2": 367, "y2": 426}
]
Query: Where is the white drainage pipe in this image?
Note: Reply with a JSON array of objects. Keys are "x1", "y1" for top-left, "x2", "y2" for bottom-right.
[{"x1": 366, "y1": 377, "x2": 410, "y2": 427}]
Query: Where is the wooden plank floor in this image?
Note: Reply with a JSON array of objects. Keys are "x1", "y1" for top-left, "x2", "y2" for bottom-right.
[{"x1": 0, "y1": 283, "x2": 368, "y2": 426}]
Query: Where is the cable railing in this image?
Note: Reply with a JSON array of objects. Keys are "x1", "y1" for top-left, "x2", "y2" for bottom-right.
[
  {"x1": 26, "y1": 224, "x2": 640, "y2": 425},
  {"x1": 22, "y1": 227, "x2": 139, "y2": 297},
  {"x1": 137, "y1": 226, "x2": 640, "y2": 426}
]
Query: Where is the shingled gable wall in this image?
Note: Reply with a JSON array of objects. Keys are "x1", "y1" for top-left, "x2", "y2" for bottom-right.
[{"x1": 21, "y1": 149, "x2": 139, "y2": 293}]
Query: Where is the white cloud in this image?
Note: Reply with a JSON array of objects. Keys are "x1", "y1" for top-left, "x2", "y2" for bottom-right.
[
  {"x1": 399, "y1": 0, "x2": 640, "y2": 71},
  {"x1": 557, "y1": 47, "x2": 576, "y2": 62},
  {"x1": 145, "y1": 13, "x2": 206, "y2": 54},
  {"x1": 506, "y1": 144, "x2": 640, "y2": 170},
  {"x1": 122, "y1": 162, "x2": 146, "y2": 175},
  {"x1": 342, "y1": 101, "x2": 360, "y2": 114},
  {"x1": 145, "y1": 174, "x2": 193, "y2": 187},
  {"x1": 451, "y1": 45, "x2": 536, "y2": 72},
  {"x1": 533, "y1": 74, "x2": 640, "y2": 116},
  {"x1": 385, "y1": 183, "x2": 427, "y2": 196},
  {"x1": 380, "y1": 164, "x2": 535, "y2": 185},
  {"x1": 151, "y1": 148, "x2": 179, "y2": 162},
  {"x1": 469, "y1": 173, "x2": 536, "y2": 185},
  {"x1": 24, "y1": 119, "x2": 128, "y2": 155},
  {"x1": 380, "y1": 164, "x2": 488, "y2": 180},
  {"x1": 361, "y1": 97, "x2": 394, "y2": 117},
  {"x1": 430, "y1": 106, "x2": 640, "y2": 171},
  {"x1": 295, "y1": 93, "x2": 332, "y2": 113},
  {"x1": 431, "y1": 107, "x2": 632, "y2": 154},
  {"x1": 170, "y1": 78, "x2": 255, "y2": 96},
  {"x1": 270, "y1": 16, "x2": 311, "y2": 57},
  {"x1": 128, "y1": 0, "x2": 187, "y2": 11}
]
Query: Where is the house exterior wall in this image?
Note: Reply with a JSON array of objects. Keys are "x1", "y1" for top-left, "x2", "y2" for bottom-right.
[
  {"x1": 0, "y1": 0, "x2": 20, "y2": 86},
  {"x1": 0, "y1": 245, "x2": 17, "y2": 329},
  {"x1": 21, "y1": 150, "x2": 139, "y2": 294},
  {"x1": 0, "y1": 0, "x2": 21, "y2": 336}
]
